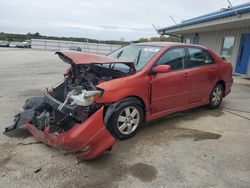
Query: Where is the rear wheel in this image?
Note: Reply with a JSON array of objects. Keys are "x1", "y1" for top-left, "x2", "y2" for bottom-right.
[{"x1": 207, "y1": 84, "x2": 224, "y2": 109}]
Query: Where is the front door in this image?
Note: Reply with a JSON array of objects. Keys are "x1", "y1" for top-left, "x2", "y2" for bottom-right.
[
  {"x1": 150, "y1": 47, "x2": 191, "y2": 113},
  {"x1": 235, "y1": 34, "x2": 250, "y2": 75}
]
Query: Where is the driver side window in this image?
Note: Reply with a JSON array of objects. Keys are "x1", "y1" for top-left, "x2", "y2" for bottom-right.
[{"x1": 155, "y1": 48, "x2": 185, "y2": 71}]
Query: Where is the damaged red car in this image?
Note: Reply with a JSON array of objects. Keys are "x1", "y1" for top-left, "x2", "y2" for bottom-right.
[{"x1": 6, "y1": 42, "x2": 233, "y2": 160}]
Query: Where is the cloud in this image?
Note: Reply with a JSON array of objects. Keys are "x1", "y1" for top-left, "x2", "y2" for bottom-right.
[{"x1": 0, "y1": 0, "x2": 249, "y2": 40}]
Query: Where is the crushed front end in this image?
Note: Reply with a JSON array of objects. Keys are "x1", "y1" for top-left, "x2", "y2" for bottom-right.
[{"x1": 5, "y1": 51, "x2": 135, "y2": 159}]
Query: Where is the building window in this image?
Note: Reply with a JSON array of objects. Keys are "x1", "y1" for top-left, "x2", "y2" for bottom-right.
[
  {"x1": 185, "y1": 38, "x2": 191, "y2": 44},
  {"x1": 221, "y1": 36, "x2": 235, "y2": 57},
  {"x1": 193, "y1": 33, "x2": 199, "y2": 44}
]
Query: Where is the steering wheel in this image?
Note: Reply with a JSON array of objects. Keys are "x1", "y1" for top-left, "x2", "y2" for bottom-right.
[{"x1": 109, "y1": 63, "x2": 115, "y2": 69}]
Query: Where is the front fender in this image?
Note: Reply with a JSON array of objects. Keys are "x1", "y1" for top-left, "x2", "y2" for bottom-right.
[{"x1": 95, "y1": 75, "x2": 150, "y2": 111}]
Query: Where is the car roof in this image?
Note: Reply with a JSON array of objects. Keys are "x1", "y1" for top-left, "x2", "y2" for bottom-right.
[{"x1": 131, "y1": 42, "x2": 206, "y2": 49}]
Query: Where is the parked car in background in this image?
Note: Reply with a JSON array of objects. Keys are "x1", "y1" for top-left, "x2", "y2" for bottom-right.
[
  {"x1": 9, "y1": 42, "x2": 19, "y2": 48},
  {"x1": 16, "y1": 42, "x2": 25, "y2": 48},
  {"x1": 0, "y1": 41, "x2": 9, "y2": 47},
  {"x1": 24, "y1": 41, "x2": 31, "y2": 48},
  {"x1": 69, "y1": 46, "x2": 82, "y2": 51},
  {"x1": 16, "y1": 41, "x2": 31, "y2": 48},
  {"x1": 6, "y1": 42, "x2": 233, "y2": 160}
]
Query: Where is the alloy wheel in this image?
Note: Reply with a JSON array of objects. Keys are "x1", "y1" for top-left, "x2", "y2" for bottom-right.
[
  {"x1": 117, "y1": 107, "x2": 140, "y2": 135},
  {"x1": 211, "y1": 86, "x2": 223, "y2": 106}
]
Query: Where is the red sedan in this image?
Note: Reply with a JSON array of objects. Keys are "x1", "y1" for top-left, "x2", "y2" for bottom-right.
[{"x1": 6, "y1": 42, "x2": 233, "y2": 159}]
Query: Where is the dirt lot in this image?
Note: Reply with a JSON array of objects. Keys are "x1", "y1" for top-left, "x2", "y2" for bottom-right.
[{"x1": 0, "y1": 48, "x2": 250, "y2": 188}]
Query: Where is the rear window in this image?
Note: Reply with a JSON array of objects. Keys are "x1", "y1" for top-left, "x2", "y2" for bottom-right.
[{"x1": 187, "y1": 48, "x2": 214, "y2": 68}]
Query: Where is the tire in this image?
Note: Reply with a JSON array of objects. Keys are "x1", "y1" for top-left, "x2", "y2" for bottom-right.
[
  {"x1": 207, "y1": 83, "x2": 224, "y2": 109},
  {"x1": 107, "y1": 101, "x2": 144, "y2": 140}
]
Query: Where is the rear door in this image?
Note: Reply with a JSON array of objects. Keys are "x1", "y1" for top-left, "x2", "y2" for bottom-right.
[
  {"x1": 150, "y1": 47, "x2": 191, "y2": 113},
  {"x1": 186, "y1": 47, "x2": 218, "y2": 103}
]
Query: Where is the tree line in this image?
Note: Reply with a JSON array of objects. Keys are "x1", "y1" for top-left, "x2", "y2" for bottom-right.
[
  {"x1": 0, "y1": 32, "x2": 181, "y2": 45},
  {"x1": 0, "y1": 32, "x2": 129, "y2": 45},
  {"x1": 137, "y1": 35, "x2": 181, "y2": 42}
]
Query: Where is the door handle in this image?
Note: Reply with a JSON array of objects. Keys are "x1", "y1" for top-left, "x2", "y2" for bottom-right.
[
  {"x1": 208, "y1": 68, "x2": 215, "y2": 73},
  {"x1": 183, "y1": 72, "x2": 190, "y2": 78}
]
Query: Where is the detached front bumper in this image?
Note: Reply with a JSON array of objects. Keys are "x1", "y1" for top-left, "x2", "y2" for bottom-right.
[{"x1": 24, "y1": 107, "x2": 116, "y2": 160}]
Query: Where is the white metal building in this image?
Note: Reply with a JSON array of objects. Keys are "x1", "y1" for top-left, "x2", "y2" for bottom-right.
[{"x1": 158, "y1": 3, "x2": 250, "y2": 77}]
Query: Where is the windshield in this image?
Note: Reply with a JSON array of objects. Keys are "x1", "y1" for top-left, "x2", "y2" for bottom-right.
[{"x1": 107, "y1": 45, "x2": 162, "y2": 71}]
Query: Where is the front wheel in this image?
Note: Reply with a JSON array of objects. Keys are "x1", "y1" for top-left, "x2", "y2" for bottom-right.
[
  {"x1": 207, "y1": 84, "x2": 224, "y2": 109},
  {"x1": 108, "y1": 102, "x2": 144, "y2": 140}
]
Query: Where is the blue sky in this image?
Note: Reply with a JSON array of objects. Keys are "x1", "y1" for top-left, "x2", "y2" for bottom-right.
[{"x1": 0, "y1": 0, "x2": 249, "y2": 40}]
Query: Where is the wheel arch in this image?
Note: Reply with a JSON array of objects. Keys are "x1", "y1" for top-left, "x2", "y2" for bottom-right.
[
  {"x1": 216, "y1": 80, "x2": 226, "y2": 96},
  {"x1": 103, "y1": 96, "x2": 146, "y2": 139},
  {"x1": 127, "y1": 95, "x2": 146, "y2": 114},
  {"x1": 103, "y1": 96, "x2": 145, "y2": 131},
  {"x1": 103, "y1": 95, "x2": 146, "y2": 121}
]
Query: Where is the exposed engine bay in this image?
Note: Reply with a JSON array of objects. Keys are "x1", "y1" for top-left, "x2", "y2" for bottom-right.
[{"x1": 6, "y1": 62, "x2": 133, "y2": 133}]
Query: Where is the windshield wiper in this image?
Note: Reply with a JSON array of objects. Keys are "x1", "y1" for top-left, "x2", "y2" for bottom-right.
[{"x1": 117, "y1": 50, "x2": 123, "y2": 59}]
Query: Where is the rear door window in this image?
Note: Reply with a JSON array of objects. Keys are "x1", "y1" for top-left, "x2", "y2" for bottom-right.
[{"x1": 187, "y1": 47, "x2": 215, "y2": 68}]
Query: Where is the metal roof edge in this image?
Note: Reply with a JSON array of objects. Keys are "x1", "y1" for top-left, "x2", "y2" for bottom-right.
[{"x1": 158, "y1": 2, "x2": 250, "y2": 33}]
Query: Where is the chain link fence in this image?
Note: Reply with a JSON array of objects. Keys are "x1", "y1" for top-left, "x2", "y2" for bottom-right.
[{"x1": 31, "y1": 39, "x2": 122, "y2": 55}]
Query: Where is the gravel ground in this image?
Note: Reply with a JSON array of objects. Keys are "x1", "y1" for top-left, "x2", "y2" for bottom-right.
[{"x1": 0, "y1": 48, "x2": 250, "y2": 188}]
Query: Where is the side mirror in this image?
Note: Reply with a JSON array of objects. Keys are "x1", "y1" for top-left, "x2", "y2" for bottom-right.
[
  {"x1": 221, "y1": 56, "x2": 226, "y2": 60},
  {"x1": 152, "y1": 65, "x2": 171, "y2": 74},
  {"x1": 221, "y1": 56, "x2": 226, "y2": 61}
]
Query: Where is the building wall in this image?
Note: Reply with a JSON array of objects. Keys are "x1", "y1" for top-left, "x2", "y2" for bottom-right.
[{"x1": 183, "y1": 26, "x2": 250, "y2": 73}]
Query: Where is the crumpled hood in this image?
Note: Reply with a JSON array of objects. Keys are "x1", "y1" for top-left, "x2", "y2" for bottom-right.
[{"x1": 56, "y1": 50, "x2": 135, "y2": 70}]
